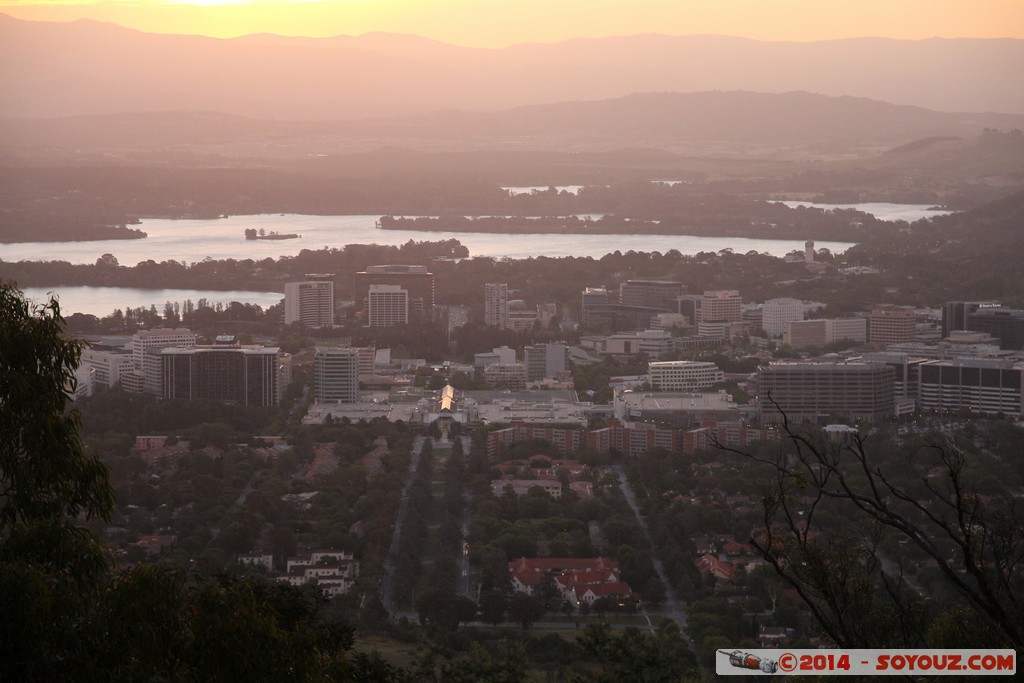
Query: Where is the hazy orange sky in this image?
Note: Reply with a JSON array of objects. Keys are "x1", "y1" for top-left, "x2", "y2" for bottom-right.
[{"x1": 2, "y1": 0, "x2": 1023, "y2": 45}]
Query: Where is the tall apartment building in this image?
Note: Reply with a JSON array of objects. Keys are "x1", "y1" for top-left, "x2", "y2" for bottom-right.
[
  {"x1": 284, "y1": 280, "x2": 334, "y2": 327},
  {"x1": 648, "y1": 360, "x2": 724, "y2": 391},
  {"x1": 701, "y1": 290, "x2": 742, "y2": 323},
  {"x1": 314, "y1": 347, "x2": 360, "y2": 403},
  {"x1": 762, "y1": 298, "x2": 807, "y2": 338},
  {"x1": 618, "y1": 280, "x2": 685, "y2": 310},
  {"x1": 524, "y1": 343, "x2": 568, "y2": 381},
  {"x1": 966, "y1": 308, "x2": 1024, "y2": 350},
  {"x1": 484, "y1": 283, "x2": 509, "y2": 327},
  {"x1": 367, "y1": 284, "x2": 408, "y2": 327},
  {"x1": 161, "y1": 339, "x2": 282, "y2": 407},
  {"x1": 869, "y1": 305, "x2": 916, "y2": 346},
  {"x1": 355, "y1": 265, "x2": 433, "y2": 317},
  {"x1": 757, "y1": 362, "x2": 895, "y2": 424},
  {"x1": 130, "y1": 328, "x2": 197, "y2": 395}
]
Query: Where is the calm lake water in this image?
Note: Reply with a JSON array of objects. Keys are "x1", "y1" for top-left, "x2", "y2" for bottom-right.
[
  {"x1": 0, "y1": 213, "x2": 855, "y2": 268},
  {"x1": 3, "y1": 203, "x2": 937, "y2": 316},
  {"x1": 776, "y1": 201, "x2": 953, "y2": 223}
]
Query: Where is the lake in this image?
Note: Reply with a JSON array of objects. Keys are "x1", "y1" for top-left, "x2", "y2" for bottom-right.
[
  {"x1": 776, "y1": 201, "x2": 953, "y2": 222},
  {"x1": 3, "y1": 203, "x2": 935, "y2": 316},
  {"x1": 0, "y1": 213, "x2": 856, "y2": 268}
]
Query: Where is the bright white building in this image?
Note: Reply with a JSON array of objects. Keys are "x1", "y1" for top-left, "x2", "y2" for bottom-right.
[
  {"x1": 762, "y1": 298, "x2": 807, "y2": 338},
  {"x1": 130, "y1": 328, "x2": 197, "y2": 395},
  {"x1": 80, "y1": 347, "x2": 134, "y2": 389}
]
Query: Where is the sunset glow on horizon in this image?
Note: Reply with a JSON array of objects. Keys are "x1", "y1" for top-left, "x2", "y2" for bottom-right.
[{"x1": 2, "y1": 0, "x2": 1023, "y2": 46}]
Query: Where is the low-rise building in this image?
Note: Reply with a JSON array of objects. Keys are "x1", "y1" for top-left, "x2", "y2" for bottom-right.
[{"x1": 648, "y1": 360, "x2": 724, "y2": 391}]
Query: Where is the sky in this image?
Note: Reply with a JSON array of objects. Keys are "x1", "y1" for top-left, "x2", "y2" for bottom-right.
[{"x1": 2, "y1": 0, "x2": 1023, "y2": 46}]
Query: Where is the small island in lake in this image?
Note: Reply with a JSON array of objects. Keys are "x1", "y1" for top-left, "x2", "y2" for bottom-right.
[{"x1": 244, "y1": 229, "x2": 300, "y2": 240}]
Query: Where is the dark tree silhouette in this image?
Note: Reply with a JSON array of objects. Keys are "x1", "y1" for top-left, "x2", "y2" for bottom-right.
[{"x1": 711, "y1": 401, "x2": 1023, "y2": 649}]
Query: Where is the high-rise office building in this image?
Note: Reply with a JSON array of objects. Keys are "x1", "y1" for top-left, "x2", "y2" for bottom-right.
[
  {"x1": 942, "y1": 301, "x2": 998, "y2": 337},
  {"x1": 315, "y1": 347, "x2": 360, "y2": 403},
  {"x1": 367, "y1": 284, "x2": 408, "y2": 326},
  {"x1": 966, "y1": 308, "x2": 1024, "y2": 350},
  {"x1": 484, "y1": 283, "x2": 509, "y2": 327},
  {"x1": 355, "y1": 265, "x2": 434, "y2": 317},
  {"x1": 130, "y1": 328, "x2": 197, "y2": 395},
  {"x1": 581, "y1": 286, "x2": 609, "y2": 327},
  {"x1": 701, "y1": 290, "x2": 742, "y2": 323},
  {"x1": 523, "y1": 343, "x2": 568, "y2": 381},
  {"x1": 161, "y1": 338, "x2": 282, "y2": 407},
  {"x1": 284, "y1": 280, "x2": 335, "y2": 327},
  {"x1": 869, "y1": 306, "x2": 916, "y2": 347}
]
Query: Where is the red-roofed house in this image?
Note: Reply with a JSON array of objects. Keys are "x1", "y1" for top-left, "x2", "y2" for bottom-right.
[{"x1": 694, "y1": 553, "x2": 735, "y2": 581}]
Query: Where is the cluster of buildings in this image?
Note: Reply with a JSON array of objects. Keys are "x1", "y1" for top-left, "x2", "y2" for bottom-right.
[
  {"x1": 284, "y1": 265, "x2": 436, "y2": 328},
  {"x1": 79, "y1": 328, "x2": 291, "y2": 407},
  {"x1": 754, "y1": 300, "x2": 1024, "y2": 422},
  {"x1": 472, "y1": 343, "x2": 571, "y2": 389},
  {"x1": 507, "y1": 557, "x2": 636, "y2": 609},
  {"x1": 580, "y1": 282, "x2": 746, "y2": 340},
  {"x1": 484, "y1": 283, "x2": 559, "y2": 332},
  {"x1": 239, "y1": 550, "x2": 360, "y2": 598},
  {"x1": 490, "y1": 454, "x2": 594, "y2": 499},
  {"x1": 691, "y1": 533, "x2": 764, "y2": 584}
]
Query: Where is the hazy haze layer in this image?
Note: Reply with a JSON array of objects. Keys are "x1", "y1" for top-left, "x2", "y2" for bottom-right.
[{"x1": 2, "y1": 15, "x2": 1023, "y2": 118}]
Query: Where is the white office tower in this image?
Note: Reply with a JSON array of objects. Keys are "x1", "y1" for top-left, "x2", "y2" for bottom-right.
[
  {"x1": 762, "y1": 298, "x2": 807, "y2": 338},
  {"x1": 315, "y1": 347, "x2": 360, "y2": 403},
  {"x1": 80, "y1": 347, "x2": 134, "y2": 389},
  {"x1": 284, "y1": 281, "x2": 334, "y2": 327},
  {"x1": 367, "y1": 284, "x2": 408, "y2": 326},
  {"x1": 130, "y1": 328, "x2": 196, "y2": 395},
  {"x1": 485, "y1": 283, "x2": 509, "y2": 327}
]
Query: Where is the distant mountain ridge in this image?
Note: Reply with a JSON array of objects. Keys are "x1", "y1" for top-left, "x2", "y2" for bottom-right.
[
  {"x1": 1, "y1": 13, "x2": 1023, "y2": 119},
  {"x1": 3, "y1": 92, "x2": 1023, "y2": 158}
]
